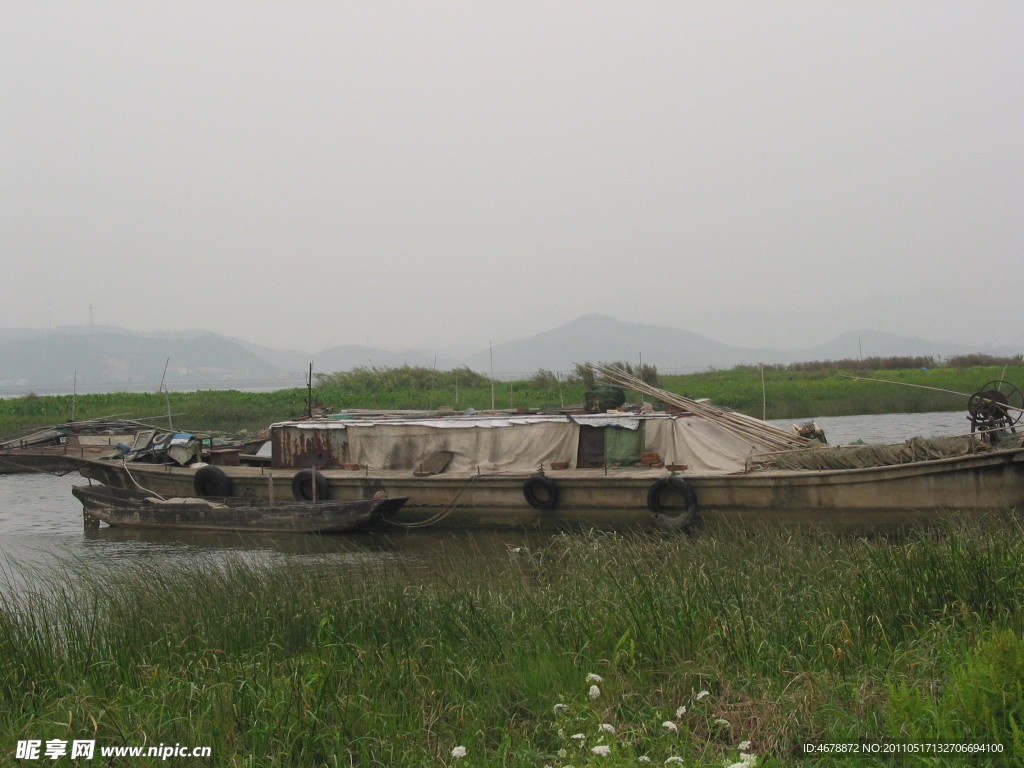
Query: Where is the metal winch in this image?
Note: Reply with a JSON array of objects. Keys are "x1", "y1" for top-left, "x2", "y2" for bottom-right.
[{"x1": 967, "y1": 379, "x2": 1023, "y2": 443}]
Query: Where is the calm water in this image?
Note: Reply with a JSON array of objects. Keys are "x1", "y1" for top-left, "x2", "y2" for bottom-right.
[
  {"x1": 768, "y1": 409, "x2": 972, "y2": 445},
  {"x1": 0, "y1": 411, "x2": 980, "y2": 574},
  {"x1": 0, "y1": 473, "x2": 547, "y2": 579}
]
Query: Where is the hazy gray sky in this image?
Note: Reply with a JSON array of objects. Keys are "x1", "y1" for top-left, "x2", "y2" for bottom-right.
[{"x1": 3, "y1": 1, "x2": 1022, "y2": 355}]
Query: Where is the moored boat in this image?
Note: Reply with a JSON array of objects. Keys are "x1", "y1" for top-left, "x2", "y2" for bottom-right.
[
  {"x1": 0, "y1": 420, "x2": 179, "y2": 475},
  {"x1": 75, "y1": 371, "x2": 1024, "y2": 531},
  {"x1": 72, "y1": 484, "x2": 408, "y2": 533}
]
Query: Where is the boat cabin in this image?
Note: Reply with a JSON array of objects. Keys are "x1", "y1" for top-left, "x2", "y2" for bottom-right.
[{"x1": 268, "y1": 411, "x2": 775, "y2": 475}]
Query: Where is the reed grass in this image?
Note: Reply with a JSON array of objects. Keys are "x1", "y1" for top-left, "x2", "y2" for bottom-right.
[
  {"x1": 2, "y1": 365, "x2": 1021, "y2": 438},
  {"x1": 660, "y1": 365, "x2": 1024, "y2": 420},
  {"x1": 3, "y1": 518, "x2": 1024, "y2": 766}
]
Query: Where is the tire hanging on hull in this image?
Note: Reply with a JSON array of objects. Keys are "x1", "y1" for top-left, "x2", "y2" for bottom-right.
[
  {"x1": 194, "y1": 465, "x2": 234, "y2": 497},
  {"x1": 523, "y1": 474, "x2": 560, "y2": 511},
  {"x1": 292, "y1": 468, "x2": 330, "y2": 501},
  {"x1": 646, "y1": 477, "x2": 698, "y2": 529}
]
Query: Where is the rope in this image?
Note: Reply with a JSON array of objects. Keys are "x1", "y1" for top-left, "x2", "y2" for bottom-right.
[
  {"x1": 384, "y1": 471, "x2": 521, "y2": 529},
  {"x1": 119, "y1": 458, "x2": 167, "y2": 501}
]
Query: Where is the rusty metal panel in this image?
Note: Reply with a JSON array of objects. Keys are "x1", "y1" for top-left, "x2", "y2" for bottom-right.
[{"x1": 272, "y1": 425, "x2": 347, "y2": 469}]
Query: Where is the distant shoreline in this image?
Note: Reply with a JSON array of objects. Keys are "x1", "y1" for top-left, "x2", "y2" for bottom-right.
[{"x1": 1, "y1": 363, "x2": 1019, "y2": 437}]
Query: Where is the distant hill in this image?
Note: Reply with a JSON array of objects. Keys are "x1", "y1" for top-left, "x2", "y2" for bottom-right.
[
  {"x1": 797, "y1": 330, "x2": 979, "y2": 361},
  {"x1": 0, "y1": 318, "x2": 1017, "y2": 395},
  {"x1": 468, "y1": 315, "x2": 1011, "y2": 376},
  {"x1": 0, "y1": 328, "x2": 460, "y2": 395},
  {"x1": 465, "y1": 314, "x2": 786, "y2": 376},
  {"x1": 0, "y1": 331, "x2": 286, "y2": 392},
  {"x1": 230, "y1": 341, "x2": 460, "y2": 376},
  {"x1": 311, "y1": 345, "x2": 461, "y2": 373}
]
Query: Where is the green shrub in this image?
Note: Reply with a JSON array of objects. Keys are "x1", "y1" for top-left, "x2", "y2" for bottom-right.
[
  {"x1": 886, "y1": 627, "x2": 1024, "y2": 763},
  {"x1": 944, "y1": 628, "x2": 1024, "y2": 753}
]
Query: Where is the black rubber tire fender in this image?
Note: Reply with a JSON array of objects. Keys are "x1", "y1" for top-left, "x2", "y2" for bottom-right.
[
  {"x1": 646, "y1": 477, "x2": 698, "y2": 529},
  {"x1": 523, "y1": 473, "x2": 559, "y2": 511},
  {"x1": 193, "y1": 465, "x2": 234, "y2": 497},
  {"x1": 292, "y1": 468, "x2": 330, "y2": 501}
]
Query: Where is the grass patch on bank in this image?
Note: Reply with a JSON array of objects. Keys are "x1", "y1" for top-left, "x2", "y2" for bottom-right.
[
  {"x1": 3, "y1": 519, "x2": 1024, "y2": 766},
  {"x1": 659, "y1": 365, "x2": 1024, "y2": 420},
  {"x1": 1, "y1": 364, "x2": 1022, "y2": 438}
]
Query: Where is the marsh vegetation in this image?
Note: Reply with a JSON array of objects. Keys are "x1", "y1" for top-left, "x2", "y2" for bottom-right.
[
  {"x1": 1, "y1": 362, "x2": 1021, "y2": 438},
  {"x1": 2, "y1": 519, "x2": 1023, "y2": 766}
]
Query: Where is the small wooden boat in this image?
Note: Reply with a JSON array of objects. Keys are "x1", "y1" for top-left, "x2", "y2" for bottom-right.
[{"x1": 72, "y1": 484, "x2": 408, "y2": 533}]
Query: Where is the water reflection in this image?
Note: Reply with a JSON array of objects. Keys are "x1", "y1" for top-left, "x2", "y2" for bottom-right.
[
  {"x1": 0, "y1": 471, "x2": 553, "y2": 585},
  {"x1": 80, "y1": 522, "x2": 401, "y2": 557},
  {"x1": 75, "y1": 521, "x2": 545, "y2": 569}
]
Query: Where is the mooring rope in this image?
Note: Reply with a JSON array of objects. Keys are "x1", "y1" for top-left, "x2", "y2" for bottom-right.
[
  {"x1": 119, "y1": 458, "x2": 167, "y2": 500},
  {"x1": 383, "y1": 471, "x2": 522, "y2": 529}
]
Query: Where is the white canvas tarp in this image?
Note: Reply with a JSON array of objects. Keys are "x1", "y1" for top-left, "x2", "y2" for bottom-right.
[
  {"x1": 277, "y1": 412, "x2": 765, "y2": 474},
  {"x1": 344, "y1": 419, "x2": 580, "y2": 473},
  {"x1": 643, "y1": 417, "x2": 760, "y2": 472}
]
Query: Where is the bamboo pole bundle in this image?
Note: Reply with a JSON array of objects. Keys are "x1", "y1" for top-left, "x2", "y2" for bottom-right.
[
  {"x1": 586, "y1": 363, "x2": 809, "y2": 451},
  {"x1": 591, "y1": 365, "x2": 790, "y2": 450}
]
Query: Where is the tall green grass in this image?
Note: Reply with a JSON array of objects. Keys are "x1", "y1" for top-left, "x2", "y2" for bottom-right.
[
  {"x1": 661, "y1": 365, "x2": 1024, "y2": 420},
  {"x1": 3, "y1": 519, "x2": 1024, "y2": 766},
  {"x1": 2, "y1": 365, "x2": 1021, "y2": 437},
  {"x1": 0, "y1": 389, "x2": 311, "y2": 437}
]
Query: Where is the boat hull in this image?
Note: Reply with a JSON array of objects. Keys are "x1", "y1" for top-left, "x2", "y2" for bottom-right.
[
  {"x1": 76, "y1": 446, "x2": 1024, "y2": 531},
  {"x1": 0, "y1": 451, "x2": 87, "y2": 475},
  {"x1": 72, "y1": 484, "x2": 408, "y2": 533}
]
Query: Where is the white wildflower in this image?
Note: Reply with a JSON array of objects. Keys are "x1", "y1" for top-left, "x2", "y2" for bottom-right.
[
  {"x1": 553, "y1": 703, "x2": 569, "y2": 713},
  {"x1": 738, "y1": 741, "x2": 751, "y2": 752},
  {"x1": 665, "y1": 758, "x2": 684, "y2": 765},
  {"x1": 638, "y1": 757, "x2": 652, "y2": 764},
  {"x1": 661, "y1": 720, "x2": 678, "y2": 732},
  {"x1": 740, "y1": 753, "x2": 758, "y2": 765},
  {"x1": 588, "y1": 684, "x2": 601, "y2": 699},
  {"x1": 675, "y1": 705, "x2": 687, "y2": 718},
  {"x1": 714, "y1": 717, "x2": 731, "y2": 728},
  {"x1": 591, "y1": 745, "x2": 611, "y2": 757},
  {"x1": 451, "y1": 745, "x2": 467, "y2": 759},
  {"x1": 586, "y1": 673, "x2": 604, "y2": 684},
  {"x1": 599, "y1": 723, "x2": 615, "y2": 733},
  {"x1": 696, "y1": 690, "x2": 710, "y2": 700},
  {"x1": 570, "y1": 733, "x2": 586, "y2": 741},
  {"x1": 557, "y1": 748, "x2": 568, "y2": 758}
]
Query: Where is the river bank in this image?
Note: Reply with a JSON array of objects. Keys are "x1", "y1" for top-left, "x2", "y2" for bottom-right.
[
  {"x1": 0, "y1": 364, "x2": 1019, "y2": 438},
  {"x1": 2, "y1": 513, "x2": 1022, "y2": 766}
]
